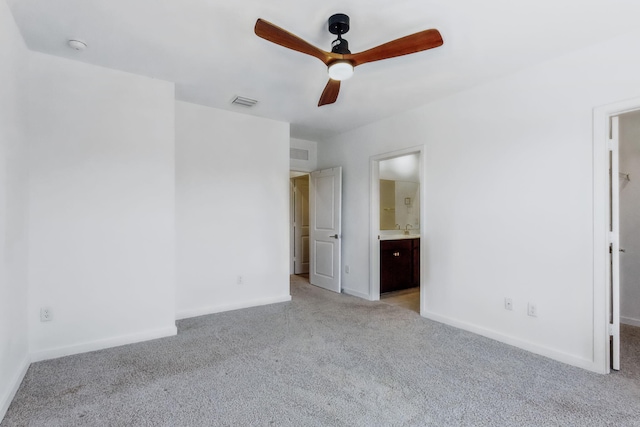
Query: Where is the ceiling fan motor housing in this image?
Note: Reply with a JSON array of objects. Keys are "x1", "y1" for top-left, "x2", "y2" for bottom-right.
[{"x1": 329, "y1": 13, "x2": 351, "y2": 54}]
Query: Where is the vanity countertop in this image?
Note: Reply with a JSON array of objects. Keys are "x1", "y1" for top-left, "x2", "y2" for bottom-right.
[{"x1": 379, "y1": 234, "x2": 420, "y2": 241}]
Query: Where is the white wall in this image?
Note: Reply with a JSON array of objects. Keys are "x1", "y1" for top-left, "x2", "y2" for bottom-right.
[
  {"x1": 0, "y1": 0, "x2": 30, "y2": 418},
  {"x1": 620, "y1": 111, "x2": 640, "y2": 327},
  {"x1": 318, "y1": 30, "x2": 640, "y2": 372},
  {"x1": 27, "y1": 53, "x2": 177, "y2": 360},
  {"x1": 175, "y1": 101, "x2": 290, "y2": 319}
]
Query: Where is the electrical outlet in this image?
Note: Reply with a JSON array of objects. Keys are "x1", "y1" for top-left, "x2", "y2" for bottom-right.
[
  {"x1": 237, "y1": 275, "x2": 243, "y2": 285},
  {"x1": 528, "y1": 302, "x2": 537, "y2": 317},
  {"x1": 345, "y1": 265, "x2": 350, "y2": 274},
  {"x1": 40, "y1": 307, "x2": 52, "y2": 322},
  {"x1": 504, "y1": 298, "x2": 513, "y2": 311}
]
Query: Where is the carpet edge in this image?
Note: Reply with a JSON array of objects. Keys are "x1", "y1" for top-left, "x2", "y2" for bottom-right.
[
  {"x1": 29, "y1": 325, "x2": 178, "y2": 363},
  {"x1": 0, "y1": 355, "x2": 30, "y2": 422},
  {"x1": 176, "y1": 294, "x2": 292, "y2": 320},
  {"x1": 421, "y1": 309, "x2": 605, "y2": 374}
]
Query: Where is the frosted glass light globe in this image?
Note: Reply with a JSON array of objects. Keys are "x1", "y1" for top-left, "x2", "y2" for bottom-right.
[{"x1": 327, "y1": 62, "x2": 354, "y2": 81}]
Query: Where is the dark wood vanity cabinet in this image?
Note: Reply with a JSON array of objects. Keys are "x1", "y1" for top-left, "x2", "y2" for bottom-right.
[{"x1": 380, "y1": 238, "x2": 420, "y2": 294}]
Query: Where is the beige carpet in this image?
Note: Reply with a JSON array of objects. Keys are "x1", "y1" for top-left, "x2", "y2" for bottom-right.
[{"x1": 3, "y1": 277, "x2": 640, "y2": 426}]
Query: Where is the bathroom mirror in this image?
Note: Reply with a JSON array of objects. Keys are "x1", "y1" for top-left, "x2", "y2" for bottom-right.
[
  {"x1": 380, "y1": 180, "x2": 420, "y2": 230},
  {"x1": 379, "y1": 153, "x2": 420, "y2": 231}
]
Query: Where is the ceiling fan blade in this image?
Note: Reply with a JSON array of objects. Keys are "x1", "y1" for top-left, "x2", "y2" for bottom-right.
[
  {"x1": 347, "y1": 29, "x2": 443, "y2": 67},
  {"x1": 318, "y1": 79, "x2": 341, "y2": 106},
  {"x1": 255, "y1": 19, "x2": 335, "y2": 65}
]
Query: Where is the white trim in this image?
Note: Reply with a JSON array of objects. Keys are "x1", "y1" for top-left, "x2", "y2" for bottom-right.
[
  {"x1": 0, "y1": 356, "x2": 30, "y2": 421},
  {"x1": 29, "y1": 325, "x2": 177, "y2": 363},
  {"x1": 593, "y1": 96, "x2": 640, "y2": 374},
  {"x1": 342, "y1": 287, "x2": 373, "y2": 300},
  {"x1": 176, "y1": 294, "x2": 291, "y2": 320},
  {"x1": 621, "y1": 316, "x2": 640, "y2": 328},
  {"x1": 422, "y1": 310, "x2": 601, "y2": 373},
  {"x1": 369, "y1": 145, "x2": 426, "y2": 304},
  {"x1": 610, "y1": 117, "x2": 621, "y2": 371}
]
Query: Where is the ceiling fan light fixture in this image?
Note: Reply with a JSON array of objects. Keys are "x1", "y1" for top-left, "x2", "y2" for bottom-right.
[{"x1": 327, "y1": 61, "x2": 354, "y2": 81}]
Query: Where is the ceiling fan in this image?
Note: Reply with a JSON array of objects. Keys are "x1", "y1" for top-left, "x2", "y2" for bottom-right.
[{"x1": 254, "y1": 13, "x2": 443, "y2": 106}]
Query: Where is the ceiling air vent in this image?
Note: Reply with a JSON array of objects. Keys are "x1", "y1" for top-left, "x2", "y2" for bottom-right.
[
  {"x1": 231, "y1": 96, "x2": 258, "y2": 107},
  {"x1": 290, "y1": 148, "x2": 309, "y2": 161}
]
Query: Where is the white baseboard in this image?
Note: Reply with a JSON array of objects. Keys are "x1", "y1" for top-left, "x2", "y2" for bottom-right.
[
  {"x1": 176, "y1": 294, "x2": 291, "y2": 320},
  {"x1": 30, "y1": 325, "x2": 177, "y2": 363},
  {"x1": 342, "y1": 287, "x2": 372, "y2": 300},
  {"x1": 0, "y1": 356, "x2": 30, "y2": 422},
  {"x1": 621, "y1": 316, "x2": 640, "y2": 328},
  {"x1": 421, "y1": 310, "x2": 604, "y2": 374}
]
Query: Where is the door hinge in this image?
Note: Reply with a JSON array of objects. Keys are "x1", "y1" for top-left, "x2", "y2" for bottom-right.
[
  {"x1": 607, "y1": 139, "x2": 614, "y2": 151},
  {"x1": 608, "y1": 323, "x2": 615, "y2": 336},
  {"x1": 608, "y1": 232, "x2": 617, "y2": 245}
]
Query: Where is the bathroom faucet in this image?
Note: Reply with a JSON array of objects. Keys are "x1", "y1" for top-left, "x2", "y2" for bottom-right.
[{"x1": 404, "y1": 224, "x2": 412, "y2": 235}]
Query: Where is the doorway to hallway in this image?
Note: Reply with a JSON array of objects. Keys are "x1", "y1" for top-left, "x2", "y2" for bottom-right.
[{"x1": 290, "y1": 173, "x2": 310, "y2": 275}]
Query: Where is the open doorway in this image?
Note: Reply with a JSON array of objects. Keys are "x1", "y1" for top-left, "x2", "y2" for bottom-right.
[
  {"x1": 370, "y1": 147, "x2": 425, "y2": 314},
  {"x1": 290, "y1": 166, "x2": 343, "y2": 293},
  {"x1": 618, "y1": 111, "x2": 640, "y2": 329},
  {"x1": 617, "y1": 111, "x2": 640, "y2": 373},
  {"x1": 290, "y1": 172, "x2": 310, "y2": 277},
  {"x1": 594, "y1": 97, "x2": 640, "y2": 374}
]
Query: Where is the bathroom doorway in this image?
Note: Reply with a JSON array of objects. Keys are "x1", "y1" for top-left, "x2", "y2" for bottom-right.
[{"x1": 370, "y1": 146, "x2": 425, "y2": 314}]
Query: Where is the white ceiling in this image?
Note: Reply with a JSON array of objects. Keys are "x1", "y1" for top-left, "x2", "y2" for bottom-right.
[{"x1": 7, "y1": 0, "x2": 640, "y2": 141}]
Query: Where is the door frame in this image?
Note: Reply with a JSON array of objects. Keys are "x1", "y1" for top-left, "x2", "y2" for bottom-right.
[
  {"x1": 370, "y1": 145, "x2": 426, "y2": 306},
  {"x1": 593, "y1": 97, "x2": 640, "y2": 373}
]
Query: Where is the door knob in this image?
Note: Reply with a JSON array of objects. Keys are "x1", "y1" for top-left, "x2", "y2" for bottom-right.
[{"x1": 330, "y1": 234, "x2": 339, "y2": 239}]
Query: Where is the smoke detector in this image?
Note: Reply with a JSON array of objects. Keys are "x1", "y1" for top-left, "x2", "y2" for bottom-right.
[{"x1": 68, "y1": 39, "x2": 87, "y2": 51}]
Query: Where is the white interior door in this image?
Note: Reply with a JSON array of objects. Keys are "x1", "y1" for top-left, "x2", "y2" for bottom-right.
[
  {"x1": 309, "y1": 167, "x2": 342, "y2": 293},
  {"x1": 610, "y1": 116, "x2": 621, "y2": 371}
]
